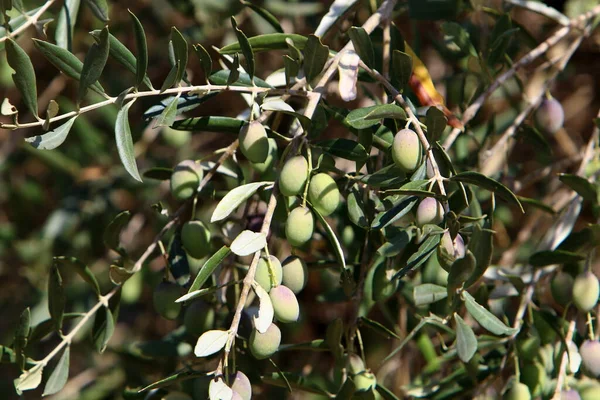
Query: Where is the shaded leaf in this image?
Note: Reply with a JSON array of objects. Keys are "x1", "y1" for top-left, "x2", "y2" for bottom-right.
[
  {"x1": 25, "y1": 116, "x2": 77, "y2": 150},
  {"x1": 103, "y1": 211, "x2": 131, "y2": 254},
  {"x1": 462, "y1": 291, "x2": 517, "y2": 336},
  {"x1": 241, "y1": 0, "x2": 283, "y2": 33},
  {"x1": 230, "y1": 230, "x2": 267, "y2": 256},
  {"x1": 441, "y1": 21, "x2": 477, "y2": 57},
  {"x1": 78, "y1": 26, "x2": 109, "y2": 102},
  {"x1": 115, "y1": 100, "x2": 142, "y2": 182},
  {"x1": 212, "y1": 182, "x2": 272, "y2": 222},
  {"x1": 311, "y1": 205, "x2": 346, "y2": 271},
  {"x1": 226, "y1": 53, "x2": 240, "y2": 86},
  {"x1": 83, "y1": 0, "x2": 109, "y2": 22},
  {"x1": 391, "y1": 50, "x2": 412, "y2": 90},
  {"x1": 464, "y1": 223, "x2": 493, "y2": 288},
  {"x1": 231, "y1": 17, "x2": 255, "y2": 80},
  {"x1": 450, "y1": 172, "x2": 523, "y2": 212},
  {"x1": 168, "y1": 232, "x2": 190, "y2": 286},
  {"x1": 143, "y1": 92, "x2": 218, "y2": 120},
  {"x1": 559, "y1": 174, "x2": 598, "y2": 203},
  {"x1": 377, "y1": 229, "x2": 412, "y2": 257},
  {"x1": 371, "y1": 196, "x2": 418, "y2": 230},
  {"x1": 426, "y1": 106, "x2": 447, "y2": 142},
  {"x1": 6, "y1": 39, "x2": 38, "y2": 117},
  {"x1": 92, "y1": 306, "x2": 115, "y2": 353},
  {"x1": 171, "y1": 116, "x2": 241, "y2": 133},
  {"x1": 220, "y1": 33, "x2": 308, "y2": 54},
  {"x1": 13, "y1": 307, "x2": 30, "y2": 370},
  {"x1": 170, "y1": 27, "x2": 188, "y2": 84},
  {"x1": 454, "y1": 313, "x2": 477, "y2": 362},
  {"x1": 414, "y1": 284, "x2": 448, "y2": 306},
  {"x1": 348, "y1": 26, "x2": 374, "y2": 68},
  {"x1": 347, "y1": 188, "x2": 368, "y2": 228},
  {"x1": 54, "y1": 256, "x2": 100, "y2": 296},
  {"x1": 209, "y1": 70, "x2": 273, "y2": 88},
  {"x1": 55, "y1": 0, "x2": 81, "y2": 51},
  {"x1": 188, "y1": 246, "x2": 232, "y2": 293},
  {"x1": 325, "y1": 318, "x2": 343, "y2": 359},
  {"x1": 529, "y1": 249, "x2": 585, "y2": 267},
  {"x1": 129, "y1": 10, "x2": 148, "y2": 89},
  {"x1": 194, "y1": 330, "x2": 228, "y2": 357},
  {"x1": 42, "y1": 347, "x2": 69, "y2": 396},
  {"x1": 48, "y1": 265, "x2": 65, "y2": 333},
  {"x1": 303, "y1": 34, "x2": 329, "y2": 83},
  {"x1": 394, "y1": 234, "x2": 441, "y2": 280},
  {"x1": 154, "y1": 93, "x2": 180, "y2": 127},
  {"x1": 193, "y1": 43, "x2": 212, "y2": 78},
  {"x1": 447, "y1": 251, "x2": 476, "y2": 302},
  {"x1": 314, "y1": 138, "x2": 368, "y2": 162},
  {"x1": 28, "y1": 314, "x2": 83, "y2": 346}
]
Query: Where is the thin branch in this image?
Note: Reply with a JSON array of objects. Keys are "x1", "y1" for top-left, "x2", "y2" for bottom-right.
[
  {"x1": 0, "y1": 0, "x2": 57, "y2": 43},
  {"x1": 504, "y1": 0, "x2": 570, "y2": 26},
  {"x1": 551, "y1": 319, "x2": 576, "y2": 399}
]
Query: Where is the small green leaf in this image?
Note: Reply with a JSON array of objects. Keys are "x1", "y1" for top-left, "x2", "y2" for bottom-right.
[
  {"x1": 14, "y1": 363, "x2": 44, "y2": 394},
  {"x1": 55, "y1": 0, "x2": 81, "y2": 51},
  {"x1": 42, "y1": 346, "x2": 69, "y2": 396},
  {"x1": 454, "y1": 313, "x2": 477, "y2": 362},
  {"x1": 230, "y1": 230, "x2": 267, "y2": 256},
  {"x1": 345, "y1": 104, "x2": 405, "y2": 130},
  {"x1": 115, "y1": 100, "x2": 142, "y2": 182},
  {"x1": 54, "y1": 256, "x2": 101, "y2": 296},
  {"x1": 129, "y1": 10, "x2": 148, "y2": 89},
  {"x1": 377, "y1": 229, "x2": 412, "y2": 257},
  {"x1": 103, "y1": 211, "x2": 131, "y2": 255},
  {"x1": 413, "y1": 284, "x2": 448, "y2": 306},
  {"x1": 372, "y1": 196, "x2": 418, "y2": 230},
  {"x1": 226, "y1": 53, "x2": 240, "y2": 86},
  {"x1": 83, "y1": 0, "x2": 109, "y2": 22},
  {"x1": 529, "y1": 249, "x2": 585, "y2": 267},
  {"x1": 170, "y1": 27, "x2": 188, "y2": 84},
  {"x1": 283, "y1": 55, "x2": 299, "y2": 85},
  {"x1": 426, "y1": 106, "x2": 447, "y2": 142},
  {"x1": 193, "y1": 43, "x2": 212, "y2": 79},
  {"x1": 219, "y1": 33, "x2": 308, "y2": 54},
  {"x1": 78, "y1": 26, "x2": 109, "y2": 102},
  {"x1": 25, "y1": 116, "x2": 77, "y2": 150},
  {"x1": 347, "y1": 188, "x2": 368, "y2": 228},
  {"x1": 168, "y1": 231, "x2": 190, "y2": 286},
  {"x1": 364, "y1": 104, "x2": 407, "y2": 121},
  {"x1": 447, "y1": 251, "x2": 476, "y2": 302},
  {"x1": 516, "y1": 196, "x2": 555, "y2": 214},
  {"x1": 314, "y1": 138, "x2": 368, "y2": 162},
  {"x1": 348, "y1": 27, "x2": 374, "y2": 68},
  {"x1": 13, "y1": 307, "x2": 30, "y2": 370},
  {"x1": 209, "y1": 70, "x2": 273, "y2": 88},
  {"x1": 194, "y1": 329, "x2": 229, "y2": 357},
  {"x1": 6, "y1": 39, "x2": 38, "y2": 117},
  {"x1": 231, "y1": 17, "x2": 255, "y2": 80},
  {"x1": 211, "y1": 182, "x2": 273, "y2": 222},
  {"x1": 559, "y1": 173, "x2": 598, "y2": 203},
  {"x1": 48, "y1": 265, "x2": 65, "y2": 333},
  {"x1": 160, "y1": 65, "x2": 178, "y2": 92},
  {"x1": 391, "y1": 50, "x2": 412, "y2": 90},
  {"x1": 462, "y1": 291, "x2": 517, "y2": 336},
  {"x1": 241, "y1": 0, "x2": 283, "y2": 33},
  {"x1": 154, "y1": 93, "x2": 180, "y2": 127},
  {"x1": 92, "y1": 306, "x2": 115, "y2": 353},
  {"x1": 450, "y1": 172, "x2": 524, "y2": 212},
  {"x1": 394, "y1": 234, "x2": 441, "y2": 280},
  {"x1": 303, "y1": 34, "x2": 329, "y2": 83},
  {"x1": 188, "y1": 246, "x2": 232, "y2": 293}
]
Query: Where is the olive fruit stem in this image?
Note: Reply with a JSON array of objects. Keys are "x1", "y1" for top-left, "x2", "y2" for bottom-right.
[{"x1": 301, "y1": 147, "x2": 313, "y2": 208}]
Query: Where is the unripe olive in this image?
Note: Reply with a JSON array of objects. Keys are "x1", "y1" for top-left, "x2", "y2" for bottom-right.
[
  {"x1": 170, "y1": 160, "x2": 203, "y2": 201},
  {"x1": 181, "y1": 220, "x2": 211, "y2": 259},
  {"x1": 504, "y1": 382, "x2": 531, "y2": 400},
  {"x1": 372, "y1": 263, "x2": 397, "y2": 302},
  {"x1": 249, "y1": 323, "x2": 281, "y2": 359},
  {"x1": 437, "y1": 232, "x2": 466, "y2": 271},
  {"x1": 392, "y1": 128, "x2": 422, "y2": 172},
  {"x1": 183, "y1": 300, "x2": 215, "y2": 336},
  {"x1": 347, "y1": 353, "x2": 366, "y2": 375},
  {"x1": 580, "y1": 340, "x2": 600, "y2": 378},
  {"x1": 308, "y1": 173, "x2": 340, "y2": 216},
  {"x1": 572, "y1": 272, "x2": 599, "y2": 312},
  {"x1": 239, "y1": 121, "x2": 269, "y2": 163},
  {"x1": 560, "y1": 390, "x2": 582, "y2": 400},
  {"x1": 269, "y1": 285, "x2": 300, "y2": 323},
  {"x1": 580, "y1": 384, "x2": 600, "y2": 400},
  {"x1": 153, "y1": 281, "x2": 182, "y2": 320},
  {"x1": 353, "y1": 370, "x2": 377, "y2": 392},
  {"x1": 254, "y1": 255, "x2": 283, "y2": 292},
  {"x1": 285, "y1": 206, "x2": 314, "y2": 247},
  {"x1": 230, "y1": 371, "x2": 252, "y2": 400},
  {"x1": 416, "y1": 197, "x2": 444, "y2": 227},
  {"x1": 251, "y1": 138, "x2": 277, "y2": 174},
  {"x1": 161, "y1": 126, "x2": 191, "y2": 147},
  {"x1": 520, "y1": 362, "x2": 545, "y2": 396},
  {"x1": 281, "y1": 256, "x2": 308, "y2": 294},
  {"x1": 279, "y1": 155, "x2": 308, "y2": 196},
  {"x1": 551, "y1": 271, "x2": 574, "y2": 306},
  {"x1": 534, "y1": 97, "x2": 564, "y2": 134},
  {"x1": 516, "y1": 335, "x2": 541, "y2": 361}
]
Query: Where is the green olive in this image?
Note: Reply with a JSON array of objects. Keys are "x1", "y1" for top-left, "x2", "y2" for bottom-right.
[
  {"x1": 551, "y1": 271, "x2": 574, "y2": 306},
  {"x1": 153, "y1": 281, "x2": 182, "y2": 320},
  {"x1": 572, "y1": 272, "x2": 599, "y2": 312},
  {"x1": 239, "y1": 121, "x2": 269, "y2": 163},
  {"x1": 254, "y1": 255, "x2": 283, "y2": 292},
  {"x1": 170, "y1": 160, "x2": 203, "y2": 201},
  {"x1": 269, "y1": 285, "x2": 300, "y2": 323},
  {"x1": 249, "y1": 323, "x2": 281, "y2": 359},
  {"x1": 285, "y1": 206, "x2": 314, "y2": 247},
  {"x1": 281, "y1": 256, "x2": 308, "y2": 294},
  {"x1": 391, "y1": 128, "x2": 422, "y2": 172},
  {"x1": 251, "y1": 138, "x2": 278, "y2": 175},
  {"x1": 279, "y1": 155, "x2": 308, "y2": 196},
  {"x1": 308, "y1": 173, "x2": 340, "y2": 216},
  {"x1": 183, "y1": 300, "x2": 215, "y2": 336},
  {"x1": 353, "y1": 370, "x2": 377, "y2": 392},
  {"x1": 504, "y1": 382, "x2": 531, "y2": 400},
  {"x1": 181, "y1": 220, "x2": 212, "y2": 259}
]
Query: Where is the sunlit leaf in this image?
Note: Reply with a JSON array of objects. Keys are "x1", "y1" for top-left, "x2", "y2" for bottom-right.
[
  {"x1": 194, "y1": 330, "x2": 229, "y2": 357},
  {"x1": 115, "y1": 100, "x2": 142, "y2": 182},
  {"x1": 25, "y1": 116, "x2": 77, "y2": 150}
]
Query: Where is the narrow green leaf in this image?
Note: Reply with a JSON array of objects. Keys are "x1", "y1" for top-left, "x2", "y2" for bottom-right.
[
  {"x1": 226, "y1": 54, "x2": 240, "y2": 86},
  {"x1": 450, "y1": 172, "x2": 524, "y2": 212},
  {"x1": 426, "y1": 106, "x2": 447, "y2": 142},
  {"x1": 212, "y1": 182, "x2": 272, "y2": 222},
  {"x1": 172, "y1": 116, "x2": 242, "y2": 133},
  {"x1": 529, "y1": 249, "x2": 585, "y2": 267},
  {"x1": 311, "y1": 205, "x2": 346, "y2": 271},
  {"x1": 42, "y1": 346, "x2": 69, "y2": 396},
  {"x1": 129, "y1": 10, "x2": 148, "y2": 89},
  {"x1": 314, "y1": 138, "x2": 368, "y2": 162},
  {"x1": 347, "y1": 188, "x2": 368, "y2": 228},
  {"x1": 447, "y1": 251, "x2": 476, "y2": 302},
  {"x1": 283, "y1": 54, "x2": 299, "y2": 85},
  {"x1": 359, "y1": 317, "x2": 401, "y2": 339},
  {"x1": 187, "y1": 246, "x2": 231, "y2": 293},
  {"x1": 160, "y1": 65, "x2": 178, "y2": 92},
  {"x1": 391, "y1": 50, "x2": 413, "y2": 90},
  {"x1": 54, "y1": 256, "x2": 101, "y2": 296},
  {"x1": 516, "y1": 196, "x2": 555, "y2": 214},
  {"x1": 559, "y1": 173, "x2": 598, "y2": 203},
  {"x1": 219, "y1": 33, "x2": 308, "y2": 54},
  {"x1": 25, "y1": 116, "x2": 77, "y2": 150},
  {"x1": 394, "y1": 234, "x2": 441, "y2": 280},
  {"x1": 241, "y1": 0, "x2": 283, "y2": 33},
  {"x1": 464, "y1": 223, "x2": 493, "y2": 288},
  {"x1": 462, "y1": 291, "x2": 517, "y2": 336},
  {"x1": 92, "y1": 306, "x2": 115, "y2": 353},
  {"x1": 168, "y1": 231, "x2": 190, "y2": 286},
  {"x1": 6, "y1": 39, "x2": 38, "y2": 117},
  {"x1": 78, "y1": 26, "x2": 110, "y2": 102},
  {"x1": 371, "y1": 196, "x2": 418, "y2": 230},
  {"x1": 55, "y1": 0, "x2": 81, "y2": 51},
  {"x1": 14, "y1": 363, "x2": 44, "y2": 394},
  {"x1": 209, "y1": 70, "x2": 273, "y2": 88},
  {"x1": 115, "y1": 100, "x2": 142, "y2": 182},
  {"x1": 303, "y1": 34, "x2": 329, "y2": 83},
  {"x1": 13, "y1": 307, "x2": 30, "y2": 370},
  {"x1": 377, "y1": 229, "x2": 412, "y2": 257},
  {"x1": 143, "y1": 92, "x2": 218, "y2": 120},
  {"x1": 154, "y1": 93, "x2": 180, "y2": 128},
  {"x1": 231, "y1": 17, "x2": 255, "y2": 80},
  {"x1": 414, "y1": 284, "x2": 448, "y2": 306},
  {"x1": 103, "y1": 211, "x2": 131, "y2": 255},
  {"x1": 364, "y1": 104, "x2": 407, "y2": 121},
  {"x1": 170, "y1": 27, "x2": 188, "y2": 84},
  {"x1": 48, "y1": 265, "x2": 65, "y2": 333},
  {"x1": 193, "y1": 43, "x2": 212, "y2": 78},
  {"x1": 454, "y1": 313, "x2": 477, "y2": 362},
  {"x1": 83, "y1": 0, "x2": 109, "y2": 22},
  {"x1": 348, "y1": 27, "x2": 374, "y2": 68}
]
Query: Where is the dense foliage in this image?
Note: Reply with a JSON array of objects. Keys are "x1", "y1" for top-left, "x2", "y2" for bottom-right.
[{"x1": 1, "y1": 0, "x2": 600, "y2": 399}]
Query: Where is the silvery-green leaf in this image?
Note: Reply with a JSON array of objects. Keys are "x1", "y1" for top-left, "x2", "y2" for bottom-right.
[
  {"x1": 14, "y1": 363, "x2": 43, "y2": 394},
  {"x1": 115, "y1": 100, "x2": 142, "y2": 182},
  {"x1": 454, "y1": 313, "x2": 477, "y2": 363},
  {"x1": 6, "y1": 39, "x2": 38, "y2": 117},
  {"x1": 42, "y1": 346, "x2": 70, "y2": 396},
  {"x1": 25, "y1": 116, "x2": 77, "y2": 150},
  {"x1": 194, "y1": 330, "x2": 229, "y2": 357},
  {"x1": 230, "y1": 230, "x2": 267, "y2": 256},
  {"x1": 211, "y1": 182, "x2": 272, "y2": 222}
]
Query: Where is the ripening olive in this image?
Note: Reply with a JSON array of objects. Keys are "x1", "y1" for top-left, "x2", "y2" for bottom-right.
[
  {"x1": 181, "y1": 220, "x2": 211, "y2": 259},
  {"x1": 308, "y1": 173, "x2": 340, "y2": 216},
  {"x1": 254, "y1": 255, "x2": 283, "y2": 292},
  {"x1": 269, "y1": 285, "x2": 300, "y2": 323},
  {"x1": 392, "y1": 128, "x2": 422, "y2": 172},
  {"x1": 504, "y1": 382, "x2": 531, "y2": 400},
  {"x1": 183, "y1": 300, "x2": 215, "y2": 336},
  {"x1": 560, "y1": 390, "x2": 582, "y2": 400},
  {"x1": 572, "y1": 272, "x2": 600, "y2": 312},
  {"x1": 279, "y1": 155, "x2": 308, "y2": 196},
  {"x1": 239, "y1": 121, "x2": 269, "y2": 163},
  {"x1": 534, "y1": 97, "x2": 564, "y2": 134},
  {"x1": 170, "y1": 160, "x2": 203, "y2": 201},
  {"x1": 230, "y1": 371, "x2": 252, "y2": 400},
  {"x1": 353, "y1": 370, "x2": 377, "y2": 392},
  {"x1": 281, "y1": 256, "x2": 308, "y2": 294},
  {"x1": 347, "y1": 353, "x2": 366, "y2": 375},
  {"x1": 153, "y1": 281, "x2": 182, "y2": 320},
  {"x1": 580, "y1": 340, "x2": 600, "y2": 378},
  {"x1": 437, "y1": 232, "x2": 466, "y2": 271},
  {"x1": 249, "y1": 323, "x2": 281, "y2": 359},
  {"x1": 416, "y1": 197, "x2": 444, "y2": 227},
  {"x1": 251, "y1": 138, "x2": 278, "y2": 175},
  {"x1": 285, "y1": 206, "x2": 314, "y2": 247},
  {"x1": 551, "y1": 271, "x2": 574, "y2": 306}
]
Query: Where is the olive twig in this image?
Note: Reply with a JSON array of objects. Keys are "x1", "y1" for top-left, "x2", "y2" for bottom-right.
[
  {"x1": 0, "y1": 0, "x2": 57, "y2": 44},
  {"x1": 552, "y1": 319, "x2": 576, "y2": 400}
]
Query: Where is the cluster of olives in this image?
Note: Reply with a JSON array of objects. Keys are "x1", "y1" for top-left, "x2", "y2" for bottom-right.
[
  {"x1": 249, "y1": 255, "x2": 308, "y2": 359},
  {"x1": 551, "y1": 270, "x2": 599, "y2": 312},
  {"x1": 279, "y1": 155, "x2": 341, "y2": 247}
]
